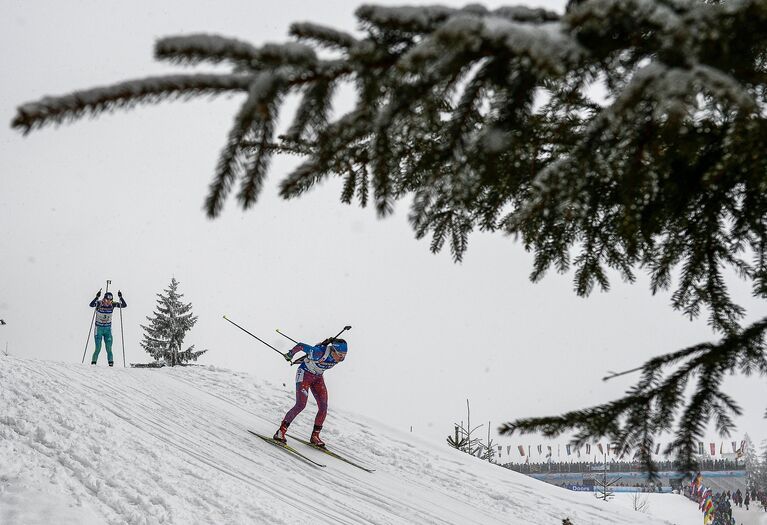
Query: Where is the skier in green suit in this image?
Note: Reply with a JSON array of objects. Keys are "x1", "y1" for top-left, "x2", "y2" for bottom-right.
[{"x1": 89, "y1": 290, "x2": 127, "y2": 366}]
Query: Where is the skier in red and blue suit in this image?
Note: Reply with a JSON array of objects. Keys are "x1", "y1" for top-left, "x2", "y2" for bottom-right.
[{"x1": 273, "y1": 338, "x2": 348, "y2": 447}]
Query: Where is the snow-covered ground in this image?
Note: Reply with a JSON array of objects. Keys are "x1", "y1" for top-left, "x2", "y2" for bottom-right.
[
  {"x1": 1, "y1": 356, "x2": 704, "y2": 524},
  {"x1": 731, "y1": 503, "x2": 767, "y2": 525}
]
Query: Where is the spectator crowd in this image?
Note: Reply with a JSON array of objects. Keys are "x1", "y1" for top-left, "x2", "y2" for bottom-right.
[
  {"x1": 504, "y1": 458, "x2": 744, "y2": 474},
  {"x1": 687, "y1": 475, "x2": 767, "y2": 524}
]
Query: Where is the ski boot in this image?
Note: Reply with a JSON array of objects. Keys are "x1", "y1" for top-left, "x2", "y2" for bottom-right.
[
  {"x1": 108, "y1": 362, "x2": 114, "y2": 367},
  {"x1": 91, "y1": 361, "x2": 97, "y2": 365},
  {"x1": 273, "y1": 421, "x2": 289, "y2": 443},
  {"x1": 309, "y1": 425, "x2": 325, "y2": 448}
]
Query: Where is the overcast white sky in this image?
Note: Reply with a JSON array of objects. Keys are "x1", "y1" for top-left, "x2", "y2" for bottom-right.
[{"x1": 2, "y1": 0, "x2": 765, "y2": 455}]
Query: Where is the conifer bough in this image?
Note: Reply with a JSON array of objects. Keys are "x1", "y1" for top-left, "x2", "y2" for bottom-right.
[{"x1": 11, "y1": 1, "x2": 767, "y2": 474}]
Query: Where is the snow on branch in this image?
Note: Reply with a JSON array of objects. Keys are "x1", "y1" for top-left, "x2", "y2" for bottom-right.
[
  {"x1": 566, "y1": 0, "x2": 685, "y2": 36},
  {"x1": 156, "y1": 35, "x2": 318, "y2": 70},
  {"x1": 491, "y1": 6, "x2": 560, "y2": 23},
  {"x1": 356, "y1": 4, "x2": 464, "y2": 33},
  {"x1": 207, "y1": 72, "x2": 287, "y2": 217},
  {"x1": 156, "y1": 34, "x2": 262, "y2": 68},
  {"x1": 254, "y1": 42, "x2": 319, "y2": 68},
  {"x1": 398, "y1": 12, "x2": 581, "y2": 79},
  {"x1": 289, "y1": 22, "x2": 358, "y2": 50},
  {"x1": 356, "y1": 4, "x2": 560, "y2": 36},
  {"x1": 12, "y1": 74, "x2": 251, "y2": 134}
]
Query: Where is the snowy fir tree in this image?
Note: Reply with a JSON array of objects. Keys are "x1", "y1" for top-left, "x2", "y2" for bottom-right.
[
  {"x1": 11, "y1": 1, "x2": 767, "y2": 472},
  {"x1": 759, "y1": 439, "x2": 767, "y2": 492},
  {"x1": 743, "y1": 434, "x2": 761, "y2": 489},
  {"x1": 140, "y1": 278, "x2": 207, "y2": 366}
]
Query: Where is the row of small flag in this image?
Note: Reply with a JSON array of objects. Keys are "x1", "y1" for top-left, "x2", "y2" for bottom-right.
[
  {"x1": 690, "y1": 473, "x2": 717, "y2": 524},
  {"x1": 489, "y1": 440, "x2": 747, "y2": 458}
]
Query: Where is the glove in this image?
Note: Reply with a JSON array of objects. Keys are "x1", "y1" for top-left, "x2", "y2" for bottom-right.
[
  {"x1": 95, "y1": 290, "x2": 101, "y2": 299},
  {"x1": 118, "y1": 290, "x2": 123, "y2": 298},
  {"x1": 283, "y1": 353, "x2": 292, "y2": 363}
]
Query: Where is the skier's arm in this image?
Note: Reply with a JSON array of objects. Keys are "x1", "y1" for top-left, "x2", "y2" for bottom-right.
[
  {"x1": 286, "y1": 343, "x2": 315, "y2": 360},
  {"x1": 115, "y1": 290, "x2": 127, "y2": 308},
  {"x1": 89, "y1": 291, "x2": 101, "y2": 307}
]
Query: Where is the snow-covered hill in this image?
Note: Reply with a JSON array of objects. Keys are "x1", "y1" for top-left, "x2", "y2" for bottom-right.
[{"x1": 0, "y1": 357, "x2": 701, "y2": 524}]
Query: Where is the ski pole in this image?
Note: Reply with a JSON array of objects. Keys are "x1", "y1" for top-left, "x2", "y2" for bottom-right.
[
  {"x1": 275, "y1": 329, "x2": 299, "y2": 345},
  {"x1": 274, "y1": 330, "x2": 305, "y2": 367},
  {"x1": 119, "y1": 304, "x2": 126, "y2": 368},
  {"x1": 223, "y1": 315, "x2": 284, "y2": 357},
  {"x1": 81, "y1": 288, "x2": 101, "y2": 364}
]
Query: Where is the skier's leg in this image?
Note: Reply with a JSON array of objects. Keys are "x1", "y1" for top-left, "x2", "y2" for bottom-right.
[
  {"x1": 309, "y1": 376, "x2": 328, "y2": 446},
  {"x1": 104, "y1": 330, "x2": 114, "y2": 365},
  {"x1": 92, "y1": 327, "x2": 103, "y2": 363},
  {"x1": 274, "y1": 369, "x2": 313, "y2": 442},
  {"x1": 310, "y1": 376, "x2": 328, "y2": 428},
  {"x1": 283, "y1": 369, "x2": 312, "y2": 425}
]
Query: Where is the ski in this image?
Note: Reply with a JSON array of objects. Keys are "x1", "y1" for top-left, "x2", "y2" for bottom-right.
[
  {"x1": 248, "y1": 431, "x2": 326, "y2": 468},
  {"x1": 287, "y1": 434, "x2": 375, "y2": 473}
]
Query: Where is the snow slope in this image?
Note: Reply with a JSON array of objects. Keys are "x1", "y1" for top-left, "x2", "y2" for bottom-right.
[{"x1": 0, "y1": 357, "x2": 702, "y2": 525}]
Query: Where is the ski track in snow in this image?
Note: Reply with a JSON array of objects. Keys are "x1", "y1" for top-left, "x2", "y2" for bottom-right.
[{"x1": 0, "y1": 357, "x2": 702, "y2": 524}]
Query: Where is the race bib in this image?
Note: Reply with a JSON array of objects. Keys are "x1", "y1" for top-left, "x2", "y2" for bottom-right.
[{"x1": 96, "y1": 312, "x2": 112, "y2": 324}]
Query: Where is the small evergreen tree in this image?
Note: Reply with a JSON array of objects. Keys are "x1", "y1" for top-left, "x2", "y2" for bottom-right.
[
  {"x1": 743, "y1": 434, "x2": 760, "y2": 490},
  {"x1": 140, "y1": 278, "x2": 208, "y2": 366},
  {"x1": 481, "y1": 424, "x2": 497, "y2": 464},
  {"x1": 446, "y1": 399, "x2": 491, "y2": 460},
  {"x1": 594, "y1": 454, "x2": 620, "y2": 501},
  {"x1": 758, "y1": 440, "x2": 767, "y2": 492},
  {"x1": 446, "y1": 425, "x2": 470, "y2": 452}
]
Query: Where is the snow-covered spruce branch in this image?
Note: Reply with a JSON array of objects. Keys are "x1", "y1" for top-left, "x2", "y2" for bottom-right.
[
  {"x1": 277, "y1": 108, "x2": 374, "y2": 200},
  {"x1": 289, "y1": 22, "x2": 359, "y2": 50},
  {"x1": 206, "y1": 72, "x2": 287, "y2": 217},
  {"x1": 235, "y1": 91, "x2": 282, "y2": 210},
  {"x1": 499, "y1": 316, "x2": 767, "y2": 475},
  {"x1": 157, "y1": 35, "x2": 320, "y2": 71},
  {"x1": 156, "y1": 34, "x2": 264, "y2": 69},
  {"x1": 356, "y1": 3, "x2": 559, "y2": 34},
  {"x1": 11, "y1": 74, "x2": 252, "y2": 134},
  {"x1": 282, "y1": 79, "x2": 337, "y2": 142}
]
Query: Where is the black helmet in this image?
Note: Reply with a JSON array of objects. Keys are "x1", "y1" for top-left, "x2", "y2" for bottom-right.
[{"x1": 104, "y1": 292, "x2": 114, "y2": 300}]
